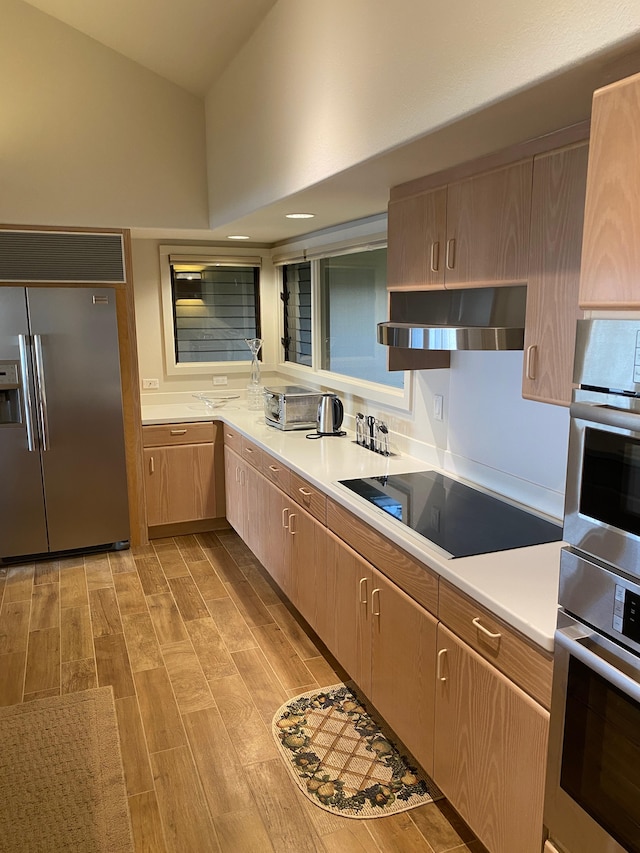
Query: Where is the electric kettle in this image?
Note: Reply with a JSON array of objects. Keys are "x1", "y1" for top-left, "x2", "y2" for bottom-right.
[{"x1": 317, "y1": 393, "x2": 344, "y2": 435}]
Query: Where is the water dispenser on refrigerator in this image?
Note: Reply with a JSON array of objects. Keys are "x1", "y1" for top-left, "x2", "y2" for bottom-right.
[{"x1": 0, "y1": 362, "x2": 22, "y2": 425}]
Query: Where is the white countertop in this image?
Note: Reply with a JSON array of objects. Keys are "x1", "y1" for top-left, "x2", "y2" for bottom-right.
[{"x1": 142, "y1": 398, "x2": 563, "y2": 652}]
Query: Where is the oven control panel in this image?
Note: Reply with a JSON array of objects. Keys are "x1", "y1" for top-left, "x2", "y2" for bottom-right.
[{"x1": 614, "y1": 585, "x2": 640, "y2": 643}]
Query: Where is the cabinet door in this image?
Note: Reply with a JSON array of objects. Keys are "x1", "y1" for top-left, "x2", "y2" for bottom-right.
[
  {"x1": 289, "y1": 504, "x2": 327, "y2": 629},
  {"x1": 434, "y1": 625, "x2": 548, "y2": 853},
  {"x1": 144, "y1": 443, "x2": 217, "y2": 526},
  {"x1": 580, "y1": 72, "x2": 640, "y2": 308},
  {"x1": 445, "y1": 159, "x2": 532, "y2": 287},
  {"x1": 224, "y1": 446, "x2": 244, "y2": 538},
  {"x1": 523, "y1": 143, "x2": 588, "y2": 406},
  {"x1": 244, "y1": 463, "x2": 264, "y2": 562},
  {"x1": 260, "y1": 477, "x2": 291, "y2": 596},
  {"x1": 387, "y1": 188, "x2": 447, "y2": 290},
  {"x1": 370, "y1": 567, "x2": 437, "y2": 777},
  {"x1": 325, "y1": 532, "x2": 372, "y2": 696}
]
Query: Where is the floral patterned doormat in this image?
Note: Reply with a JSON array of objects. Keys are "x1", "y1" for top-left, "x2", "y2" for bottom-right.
[{"x1": 272, "y1": 682, "x2": 443, "y2": 818}]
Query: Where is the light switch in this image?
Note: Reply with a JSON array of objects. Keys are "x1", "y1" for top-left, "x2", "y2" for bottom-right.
[{"x1": 433, "y1": 394, "x2": 444, "y2": 421}]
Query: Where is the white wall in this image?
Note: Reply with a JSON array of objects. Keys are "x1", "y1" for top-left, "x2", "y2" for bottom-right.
[
  {"x1": 205, "y1": 0, "x2": 640, "y2": 226},
  {"x1": 0, "y1": 0, "x2": 209, "y2": 229}
]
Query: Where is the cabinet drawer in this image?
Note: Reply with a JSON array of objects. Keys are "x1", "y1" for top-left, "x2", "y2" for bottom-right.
[
  {"x1": 142, "y1": 422, "x2": 215, "y2": 447},
  {"x1": 223, "y1": 425, "x2": 243, "y2": 453},
  {"x1": 241, "y1": 437, "x2": 263, "y2": 469},
  {"x1": 438, "y1": 579, "x2": 553, "y2": 709},
  {"x1": 290, "y1": 472, "x2": 326, "y2": 524},
  {"x1": 261, "y1": 454, "x2": 291, "y2": 493}
]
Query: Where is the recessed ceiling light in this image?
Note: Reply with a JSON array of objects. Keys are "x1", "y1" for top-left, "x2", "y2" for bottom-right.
[
  {"x1": 285, "y1": 213, "x2": 315, "y2": 219},
  {"x1": 227, "y1": 234, "x2": 250, "y2": 240}
]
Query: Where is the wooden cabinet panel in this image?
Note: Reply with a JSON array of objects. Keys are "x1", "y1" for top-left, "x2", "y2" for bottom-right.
[
  {"x1": 223, "y1": 447, "x2": 244, "y2": 538},
  {"x1": 144, "y1": 443, "x2": 218, "y2": 526},
  {"x1": 434, "y1": 624, "x2": 548, "y2": 853},
  {"x1": 222, "y1": 425, "x2": 242, "y2": 453},
  {"x1": 290, "y1": 506, "x2": 327, "y2": 630},
  {"x1": 327, "y1": 499, "x2": 438, "y2": 615},
  {"x1": 290, "y1": 472, "x2": 326, "y2": 524},
  {"x1": 325, "y1": 532, "x2": 372, "y2": 695},
  {"x1": 143, "y1": 422, "x2": 215, "y2": 447},
  {"x1": 241, "y1": 438, "x2": 263, "y2": 470},
  {"x1": 259, "y1": 477, "x2": 291, "y2": 597},
  {"x1": 387, "y1": 188, "x2": 447, "y2": 290},
  {"x1": 370, "y1": 567, "x2": 437, "y2": 776},
  {"x1": 580, "y1": 71, "x2": 640, "y2": 308},
  {"x1": 438, "y1": 580, "x2": 553, "y2": 709},
  {"x1": 261, "y1": 456, "x2": 291, "y2": 495},
  {"x1": 387, "y1": 162, "x2": 532, "y2": 292},
  {"x1": 523, "y1": 143, "x2": 588, "y2": 406},
  {"x1": 445, "y1": 160, "x2": 532, "y2": 288}
]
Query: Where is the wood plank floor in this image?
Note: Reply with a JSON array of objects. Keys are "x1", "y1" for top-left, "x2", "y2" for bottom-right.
[{"x1": 0, "y1": 531, "x2": 488, "y2": 853}]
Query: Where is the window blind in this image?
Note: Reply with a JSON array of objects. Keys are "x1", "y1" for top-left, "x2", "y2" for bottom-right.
[
  {"x1": 282, "y1": 262, "x2": 312, "y2": 366},
  {"x1": 171, "y1": 262, "x2": 260, "y2": 363}
]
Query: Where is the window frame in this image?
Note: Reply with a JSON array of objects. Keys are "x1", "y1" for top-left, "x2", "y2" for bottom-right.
[
  {"x1": 275, "y1": 235, "x2": 412, "y2": 412},
  {"x1": 159, "y1": 244, "x2": 275, "y2": 377}
]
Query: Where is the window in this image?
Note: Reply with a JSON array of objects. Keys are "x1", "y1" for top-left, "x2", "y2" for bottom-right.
[
  {"x1": 281, "y1": 247, "x2": 403, "y2": 391},
  {"x1": 282, "y1": 262, "x2": 311, "y2": 366},
  {"x1": 170, "y1": 261, "x2": 260, "y2": 364}
]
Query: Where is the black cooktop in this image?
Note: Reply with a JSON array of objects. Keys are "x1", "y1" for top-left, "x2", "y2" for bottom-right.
[{"x1": 339, "y1": 470, "x2": 563, "y2": 558}]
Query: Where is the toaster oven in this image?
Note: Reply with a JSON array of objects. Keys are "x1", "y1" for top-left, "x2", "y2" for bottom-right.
[{"x1": 264, "y1": 385, "x2": 321, "y2": 430}]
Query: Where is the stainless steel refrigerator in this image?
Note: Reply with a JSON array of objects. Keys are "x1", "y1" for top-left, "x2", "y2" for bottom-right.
[{"x1": 0, "y1": 287, "x2": 130, "y2": 561}]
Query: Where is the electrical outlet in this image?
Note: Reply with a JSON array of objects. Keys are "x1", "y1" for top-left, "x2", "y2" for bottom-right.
[
  {"x1": 142, "y1": 378, "x2": 159, "y2": 390},
  {"x1": 212, "y1": 376, "x2": 228, "y2": 386},
  {"x1": 433, "y1": 394, "x2": 444, "y2": 421}
]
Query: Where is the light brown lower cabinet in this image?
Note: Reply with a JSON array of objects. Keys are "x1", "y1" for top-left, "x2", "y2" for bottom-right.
[
  {"x1": 143, "y1": 422, "x2": 224, "y2": 528},
  {"x1": 324, "y1": 531, "x2": 437, "y2": 778},
  {"x1": 434, "y1": 624, "x2": 549, "y2": 853},
  {"x1": 223, "y1": 446, "x2": 262, "y2": 557}
]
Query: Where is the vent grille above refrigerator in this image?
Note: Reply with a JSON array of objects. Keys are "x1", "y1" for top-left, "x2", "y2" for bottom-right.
[{"x1": 0, "y1": 231, "x2": 126, "y2": 283}]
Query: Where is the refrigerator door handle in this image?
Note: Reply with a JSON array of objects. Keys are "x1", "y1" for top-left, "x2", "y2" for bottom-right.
[
  {"x1": 17, "y1": 334, "x2": 38, "y2": 452},
  {"x1": 33, "y1": 334, "x2": 50, "y2": 452}
]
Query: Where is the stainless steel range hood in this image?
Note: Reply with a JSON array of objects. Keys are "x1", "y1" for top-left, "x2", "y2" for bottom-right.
[{"x1": 378, "y1": 285, "x2": 527, "y2": 351}]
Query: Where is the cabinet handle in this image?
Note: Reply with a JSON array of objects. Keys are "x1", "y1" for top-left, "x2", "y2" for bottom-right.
[
  {"x1": 170, "y1": 428, "x2": 187, "y2": 435},
  {"x1": 268, "y1": 464, "x2": 280, "y2": 472},
  {"x1": 430, "y1": 241, "x2": 440, "y2": 272},
  {"x1": 289, "y1": 513, "x2": 297, "y2": 535},
  {"x1": 525, "y1": 345, "x2": 537, "y2": 381},
  {"x1": 240, "y1": 468, "x2": 245, "y2": 486},
  {"x1": 445, "y1": 238, "x2": 456, "y2": 270},
  {"x1": 298, "y1": 487, "x2": 313, "y2": 497},
  {"x1": 472, "y1": 616, "x2": 501, "y2": 640},
  {"x1": 437, "y1": 648, "x2": 447, "y2": 682},
  {"x1": 371, "y1": 588, "x2": 381, "y2": 617},
  {"x1": 149, "y1": 455, "x2": 155, "y2": 474},
  {"x1": 282, "y1": 507, "x2": 290, "y2": 530},
  {"x1": 245, "y1": 447, "x2": 254, "y2": 454},
  {"x1": 359, "y1": 577, "x2": 368, "y2": 605}
]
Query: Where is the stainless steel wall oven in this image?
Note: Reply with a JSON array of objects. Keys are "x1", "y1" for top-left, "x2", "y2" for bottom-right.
[{"x1": 545, "y1": 320, "x2": 640, "y2": 853}]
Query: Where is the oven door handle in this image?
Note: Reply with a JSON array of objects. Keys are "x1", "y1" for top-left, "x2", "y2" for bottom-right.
[
  {"x1": 570, "y1": 400, "x2": 640, "y2": 432},
  {"x1": 556, "y1": 627, "x2": 640, "y2": 704}
]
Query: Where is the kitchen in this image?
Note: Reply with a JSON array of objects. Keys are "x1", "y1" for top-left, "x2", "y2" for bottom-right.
[{"x1": 2, "y1": 1, "x2": 640, "y2": 852}]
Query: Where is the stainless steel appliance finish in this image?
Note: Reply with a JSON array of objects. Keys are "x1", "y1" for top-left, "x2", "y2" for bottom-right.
[
  {"x1": 546, "y1": 318, "x2": 640, "y2": 853},
  {"x1": 264, "y1": 385, "x2": 322, "y2": 430},
  {"x1": 564, "y1": 319, "x2": 640, "y2": 580},
  {"x1": 545, "y1": 550, "x2": 640, "y2": 853},
  {"x1": 0, "y1": 287, "x2": 129, "y2": 560},
  {"x1": 317, "y1": 393, "x2": 344, "y2": 435},
  {"x1": 377, "y1": 285, "x2": 527, "y2": 351}
]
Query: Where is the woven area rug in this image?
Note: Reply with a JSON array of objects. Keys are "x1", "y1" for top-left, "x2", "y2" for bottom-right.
[
  {"x1": 272, "y1": 682, "x2": 442, "y2": 818},
  {"x1": 0, "y1": 687, "x2": 134, "y2": 853}
]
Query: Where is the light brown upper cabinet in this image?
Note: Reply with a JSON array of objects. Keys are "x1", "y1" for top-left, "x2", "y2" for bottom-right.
[
  {"x1": 580, "y1": 71, "x2": 640, "y2": 308},
  {"x1": 387, "y1": 160, "x2": 532, "y2": 291},
  {"x1": 522, "y1": 142, "x2": 588, "y2": 406}
]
